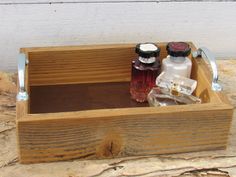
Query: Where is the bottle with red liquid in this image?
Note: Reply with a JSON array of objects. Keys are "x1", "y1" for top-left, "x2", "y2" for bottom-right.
[{"x1": 130, "y1": 43, "x2": 161, "y2": 102}]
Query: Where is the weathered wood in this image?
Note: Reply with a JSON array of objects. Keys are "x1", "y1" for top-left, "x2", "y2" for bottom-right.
[
  {"x1": 14, "y1": 43, "x2": 233, "y2": 164},
  {"x1": 26, "y1": 44, "x2": 135, "y2": 86},
  {"x1": 1, "y1": 60, "x2": 236, "y2": 176},
  {"x1": 18, "y1": 105, "x2": 232, "y2": 163}
]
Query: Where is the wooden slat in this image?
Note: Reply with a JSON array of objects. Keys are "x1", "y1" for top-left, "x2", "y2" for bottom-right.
[
  {"x1": 26, "y1": 44, "x2": 136, "y2": 86},
  {"x1": 17, "y1": 104, "x2": 233, "y2": 163},
  {"x1": 22, "y1": 103, "x2": 232, "y2": 121}
]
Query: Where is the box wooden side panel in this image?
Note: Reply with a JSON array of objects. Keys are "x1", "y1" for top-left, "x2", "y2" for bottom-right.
[
  {"x1": 17, "y1": 105, "x2": 233, "y2": 164},
  {"x1": 24, "y1": 43, "x2": 173, "y2": 86},
  {"x1": 26, "y1": 45, "x2": 136, "y2": 86},
  {"x1": 188, "y1": 43, "x2": 221, "y2": 103}
]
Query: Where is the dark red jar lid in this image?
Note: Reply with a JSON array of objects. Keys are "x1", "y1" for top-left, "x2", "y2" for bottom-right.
[{"x1": 166, "y1": 42, "x2": 191, "y2": 57}]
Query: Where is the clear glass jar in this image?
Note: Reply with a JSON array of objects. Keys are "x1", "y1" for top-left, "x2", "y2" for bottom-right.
[{"x1": 162, "y1": 42, "x2": 192, "y2": 78}]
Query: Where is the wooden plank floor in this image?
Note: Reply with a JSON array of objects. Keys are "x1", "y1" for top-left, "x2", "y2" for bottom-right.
[{"x1": 0, "y1": 60, "x2": 236, "y2": 177}]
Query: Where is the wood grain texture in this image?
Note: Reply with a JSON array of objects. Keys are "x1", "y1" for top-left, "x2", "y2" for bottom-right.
[
  {"x1": 1, "y1": 60, "x2": 236, "y2": 176},
  {"x1": 1, "y1": 2, "x2": 236, "y2": 71},
  {"x1": 26, "y1": 44, "x2": 136, "y2": 86},
  {"x1": 18, "y1": 105, "x2": 232, "y2": 163},
  {"x1": 15, "y1": 43, "x2": 233, "y2": 163}
]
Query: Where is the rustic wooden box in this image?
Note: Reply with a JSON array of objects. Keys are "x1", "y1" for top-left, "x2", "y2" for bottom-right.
[{"x1": 16, "y1": 43, "x2": 233, "y2": 164}]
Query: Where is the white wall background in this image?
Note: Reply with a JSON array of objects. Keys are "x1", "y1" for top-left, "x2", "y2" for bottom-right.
[{"x1": 0, "y1": 0, "x2": 236, "y2": 71}]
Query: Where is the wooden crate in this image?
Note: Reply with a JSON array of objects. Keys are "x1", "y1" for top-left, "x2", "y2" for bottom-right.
[{"x1": 16, "y1": 42, "x2": 233, "y2": 164}]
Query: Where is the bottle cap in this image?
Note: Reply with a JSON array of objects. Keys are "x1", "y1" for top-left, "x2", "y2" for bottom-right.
[
  {"x1": 166, "y1": 42, "x2": 191, "y2": 57},
  {"x1": 135, "y1": 43, "x2": 160, "y2": 58}
]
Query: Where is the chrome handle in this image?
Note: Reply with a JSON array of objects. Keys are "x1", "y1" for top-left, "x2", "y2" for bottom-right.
[
  {"x1": 192, "y1": 47, "x2": 222, "y2": 91},
  {"x1": 16, "y1": 53, "x2": 29, "y2": 101}
]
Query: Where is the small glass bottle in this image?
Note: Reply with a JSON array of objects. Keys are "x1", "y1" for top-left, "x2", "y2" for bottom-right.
[
  {"x1": 130, "y1": 43, "x2": 161, "y2": 102},
  {"x1": 162, "y1": 42, "x2": 192, "y2": 78},
  {"x1": 147, "y1": 71, "x2": 201, "y2": 107},
  {"x1": 147, "y1": 87, "x2": 201, "y2": 107},
  {"x1": 156, "y1": 72, "x2": 197, "y2": 95}
]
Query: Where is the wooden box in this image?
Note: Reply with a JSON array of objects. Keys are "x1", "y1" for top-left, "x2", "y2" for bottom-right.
[{"x1": 16, "y1": 43, "x2": 233, "y2": 164}]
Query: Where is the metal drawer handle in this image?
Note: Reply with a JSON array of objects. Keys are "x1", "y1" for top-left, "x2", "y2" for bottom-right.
[
  {"x1": 17, "y1": 53, "x2": 29, "y2": 101},
  {"x1": 192, "y1": 47, "x2": 222, "y2": 92}
]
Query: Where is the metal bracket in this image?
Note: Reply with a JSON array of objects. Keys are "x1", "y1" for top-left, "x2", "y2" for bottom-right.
[
  {"x1": 16, "y1": 53, "x2": 29, "y2": 101},
  {"x1": 192, "y1": 47, "x2": 222, "y2": 92}
]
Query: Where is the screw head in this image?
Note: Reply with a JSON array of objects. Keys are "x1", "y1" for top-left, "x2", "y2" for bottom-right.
[
  {"x1": 212, "y1": 82, "x2": 222, "y2": 92},
  {"x1": 16, "y1": 91, "x2": 29, "y2": 101}
]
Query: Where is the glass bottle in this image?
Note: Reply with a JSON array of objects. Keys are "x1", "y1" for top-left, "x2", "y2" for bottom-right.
[
  {"x1": 130, "y1": 43, "x2": 161, "y2": 102},
  {"x1": 147, "y1": 87, "x2": 201, "y2": 107},
  {"x1": 156, "y1": 72, "x2": 197, "y2": 95},
  {"x1": 147, "y1": 72, "x2": 201, "y2": 107},
  {"x1": 162, "y1": 42, "x2": 192, "y2": 78}
]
